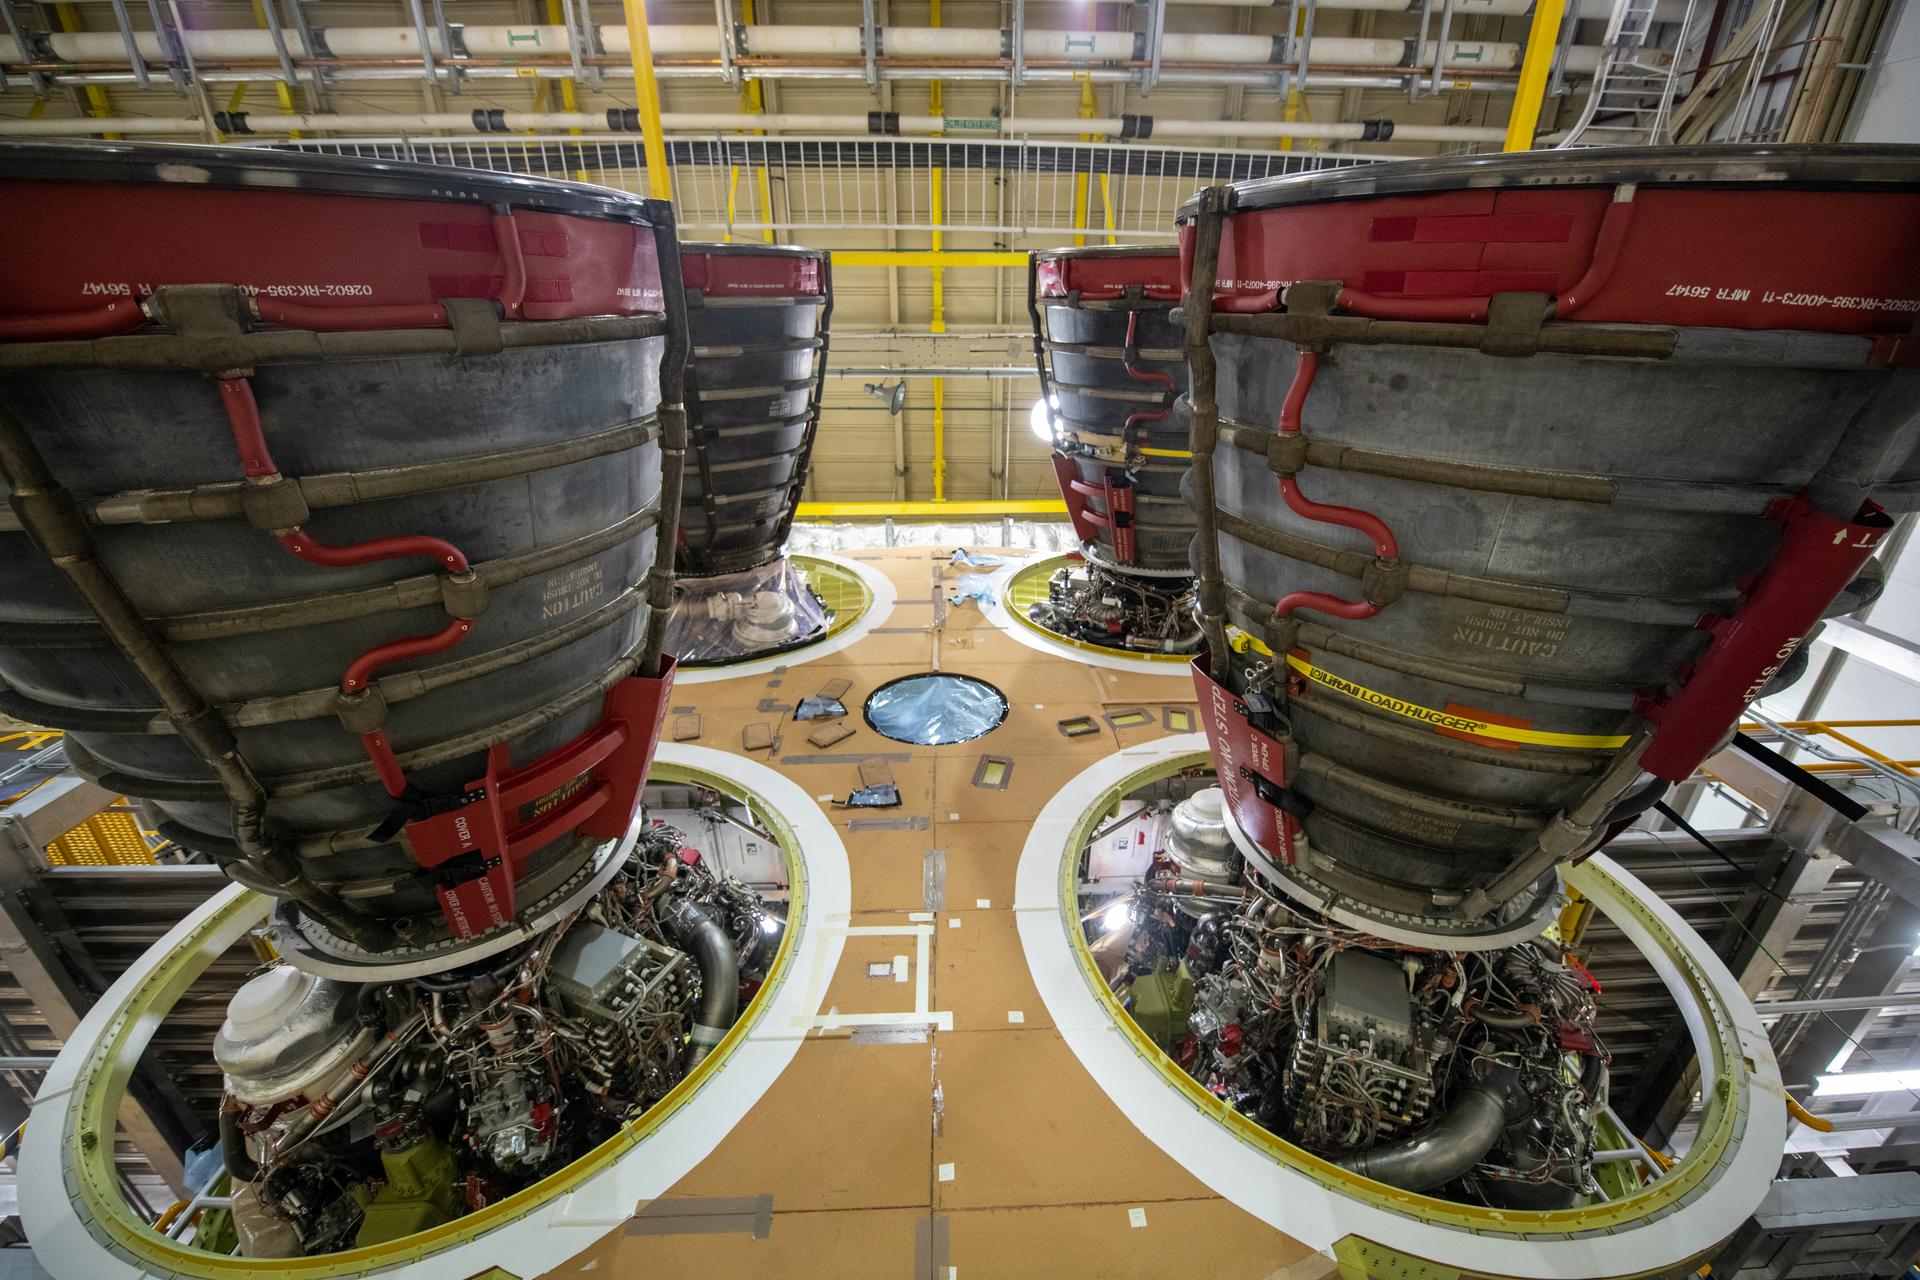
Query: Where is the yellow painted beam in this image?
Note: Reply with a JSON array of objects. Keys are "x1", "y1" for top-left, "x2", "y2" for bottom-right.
[
  {"x1": 929, "y1": 0, "x2": 946, "y2": 503},
  {"x1": 797, "y1": 500, "x2": 1068, "y2": 519},
  {"x1": 832, "y1": 250, "x2": 1027, "y2": 268},
  {"x1": 1280, "y1": 87, "x2": 1305, "y2": 152},
  {"x1": 55, "y1": 4, "x2": 120, "y2": 140},
  {"x1": 930, "y1": 163, "x2": 947, "y2": 502},
  {"x1": 620, "y1": 0, "x2": 673, "y2": 199},
  {"x1": 1072, "y1": 73, "x2": 1095, "y2": 246},
  {"x1": 728, "y1": 0, "x2": 775, "y2": 242},
  {"x1": 1503, "y1": 0, "x2": 1565, "y2": 152}
]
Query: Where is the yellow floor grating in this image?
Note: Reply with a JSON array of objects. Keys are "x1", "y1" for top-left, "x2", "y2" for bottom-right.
[{"x1": 46, "y1": 807, "x2": 158, "y2": 866}]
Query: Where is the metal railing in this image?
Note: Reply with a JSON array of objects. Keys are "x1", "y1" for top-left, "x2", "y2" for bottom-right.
[{"x1": 259, "y1": 134, "x2": 1370, "y2": 242}]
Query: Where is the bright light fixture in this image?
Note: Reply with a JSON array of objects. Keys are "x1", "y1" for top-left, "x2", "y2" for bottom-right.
[
  {"x1": 1812, "y1": 1068, "x2": 1920, "y2": 1098},
  {"x1": 1102, "y1": 902, "x2": 1130, "y2": 932},
  {"x1": 1029, "y1": 395, "x2": 1058, "y2": 444}
]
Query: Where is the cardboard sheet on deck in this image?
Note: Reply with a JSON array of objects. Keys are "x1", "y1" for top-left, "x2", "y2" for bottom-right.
[{"x1": 564, "y1": 548, "x2": 1314, "y2": 1278}]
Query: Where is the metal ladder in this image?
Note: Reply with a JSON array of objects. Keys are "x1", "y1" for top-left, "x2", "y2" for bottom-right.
[{"x1": 1557, "y1": 0, "x2": 1697, "y2": 147}]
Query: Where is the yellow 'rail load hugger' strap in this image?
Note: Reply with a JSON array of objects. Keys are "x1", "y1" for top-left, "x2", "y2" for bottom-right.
[{"x1": 1282, "y1": 653, "x2": 1632, "y2": 751}]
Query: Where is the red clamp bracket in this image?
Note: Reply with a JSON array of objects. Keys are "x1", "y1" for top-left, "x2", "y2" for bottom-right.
[
  {"x1": 1106, "y1": 479, "x2": 1137, "y2": 565},
  {"x1": 1191, "y1": 655, "x2": 1296, "y2": 868},
  {"x1": 404, "y1": 657, "x2": 678, "y2": 939},
  {"x1": 1639, "y1": 496, "x2": 1891, "y2": 781},
  {"x1": 1052, "y1": 454, "x2": 1106, "y2": 546}
]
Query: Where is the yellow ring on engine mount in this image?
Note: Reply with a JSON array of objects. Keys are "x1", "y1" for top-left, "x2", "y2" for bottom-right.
[
  {"x1": 1004, "y1": 553, "x2": 1195, "y2": 664},
  {"x1": 56, "y1": 759, "x2": 809, "y2": 1278},
  {"x1": 1055, "y1": 748, "x2": 1757, "y2": 1253},
  {"x1": 680, "y1": 552, "x2": 876, "y2": 670}
]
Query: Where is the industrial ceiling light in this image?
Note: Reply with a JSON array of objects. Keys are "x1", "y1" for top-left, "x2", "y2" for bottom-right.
[
  {"x1": 1812, "y1": 1069, "x2": 1920, "y2": 1099},
  {"x1": 864, "y1": 381, "x2": 907, "y2": 415},
  {"x1": 1029, "y1": 394, "x2": 1059, "y2": 443}
]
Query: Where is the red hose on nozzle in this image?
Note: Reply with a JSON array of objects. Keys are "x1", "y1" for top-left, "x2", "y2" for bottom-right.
[
  {"x1": 221, "y1": 377, "x2": 473, "y2": 572},
  {"x1": 493, "y1": 213, "x2": 527, "y2": 319},
  {"x1": 1274, "y1": 591, "x2": 1383, "y2": 621},
  {"x1": 1279, "y1": 350, "x2": 1319, "y2": 435},
  {"x1": 1278, "y1": 476, "x2": 1399, "y2": 561},
  {"x1": 277, "y1": 531, "x2": 469, "y2": 573},
  {"x1": 1121, "y1": 309, "x2": 1175, "y2": 436},
  {"x1": 219, "y1": 377, "x2": 278, "y2": 478},
  {"x1": 341, "y1": 619, "x2": 474, "y2": 694},
  {"x1": 1270, "y1": 352, "x2": 1400, "y2": 621},
  {"x1": 217, "y1": 372, "x2": 478, "y2": 799}
]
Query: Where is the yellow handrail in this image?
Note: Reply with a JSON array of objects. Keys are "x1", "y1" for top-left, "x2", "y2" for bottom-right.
[
  {"x1": 796, "y1": 500, "x2": 1066, "y2": 519},
  {"x1": 1738, "y1": 719, "x2": 1920, "y2": 779}
]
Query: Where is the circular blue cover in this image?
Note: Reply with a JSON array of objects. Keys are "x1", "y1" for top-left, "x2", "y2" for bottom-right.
[{"x1": 863, "y1": 674, "x2": 1008, "y2": 746}]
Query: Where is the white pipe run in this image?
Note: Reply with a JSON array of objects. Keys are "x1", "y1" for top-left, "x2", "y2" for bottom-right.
[
  {"x1": 1156, "y1": 0, "x2": 1687, "y2": 12},
  {"x1": 0, "y1": 112, "x2": 1511, "y2": 142},
  {"x1": 35, "y1": 0, "x2": 1692, "y2": 15},
  {"x1": 42, "y1": 23, "x2": 1605, "y2": 76},
  {"x1": 20, "y1": 66, "x2": 1521, "y2": 91}
]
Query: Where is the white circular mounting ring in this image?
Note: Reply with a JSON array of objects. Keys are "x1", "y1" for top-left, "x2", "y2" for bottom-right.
[
  {"x1": 980, "y1": 552, "x2": 1194, "y2": 676},
  {"x1": 676, "y1": 551, "x2": 896, "y2": 685},
  {"x1": 20, "y1": 743, "x2": 851, "y2": 1280},
  {"x1": 1013, "y1": 734, "x2": 1785, "y2": 1279}
]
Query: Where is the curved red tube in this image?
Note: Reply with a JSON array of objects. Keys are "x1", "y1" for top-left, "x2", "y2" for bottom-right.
[
  {"x1": 1120, "y1": 311, "x2": 1176, "y2": 436},
  {"x1": 218, "y1": 377, "x2": 278, "y2": 478},
  {"x1": 1279, "y1": 350, "x2": 1319, "y2": 434},
  {"x1": 1274, "y1": 591, "x2": 1383, "y2": 621},
  {"x1": 1270, "y1": 348, "x2": 1397, "y2": 622},
  {"x1": 277, "y1": 531, "x2": 470, "y2": 574},
  {"x1": 1332, "y1": 287, "x2": 1490, "y2": 324},
  {"x1": 1280, "y1": 476, "x2": 1399, "y2": 560},
  {"x1": 221, "y1": 376, "x2": 471, "y2": 573},
  {"x1": 0, "y1": 300, "x2": 147, "y2": 343},
  {"x1": 493, "y1": 213, "x2": 527, "y2": 319},
  {"x1": 1273, "y1": 352, "x2": 1398, "y2": 558},
  {"x1": 341, "y1": 618, "x2": 473, "y2": 694},
  {"x1": 1554, "y1": 196, "x2": 1637, "y2": 319},
  {"x1": 1121, "y1": 311, "x2": 1174, "y2": 392},
  {"x1": 253, "y1": 300, "x2": 451, "y2": 332}
]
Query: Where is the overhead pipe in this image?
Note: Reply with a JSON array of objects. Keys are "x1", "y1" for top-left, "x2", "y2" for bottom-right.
[
  {"x1": 0, "y1": 110, "x2": 1512, "y2": 141},
  {"x1": 26, "y1": 0, "x2": 1686, "y2": 11},
  {"x1": 13, "y1": 63, "x2": 1526, "y2": 93},
  {"x1": 33, "y1": 22, "x2": 1607, "y2": 77},
  {"x1": 1153, "y1": 0, "x2": 1684, "y2": 12}
]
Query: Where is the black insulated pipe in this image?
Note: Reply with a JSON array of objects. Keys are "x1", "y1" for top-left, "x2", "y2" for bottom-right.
[
  {"x1": 1336, "y1": 1067, "x2": 1523, "y2": 1192},
  {"x1": 658, "y1": 896, "x2": 740, "y2": 1069}
]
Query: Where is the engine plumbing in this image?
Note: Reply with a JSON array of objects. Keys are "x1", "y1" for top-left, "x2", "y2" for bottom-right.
[
  {"x1": 1027, "y1": 560, "x2": 1202, "y2": 654},
  {"x1": 1087, "y1": 782, "x2": 1607, "y2": 1208},
  {"x1": 212, "y1": 818, "x2": 783, "y2": 1257}
]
